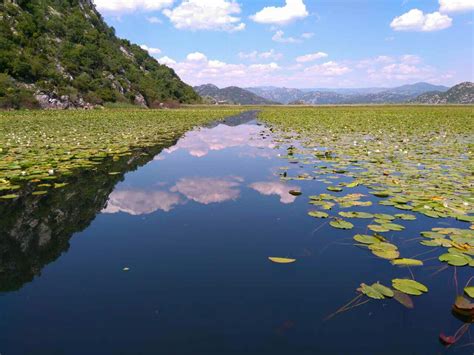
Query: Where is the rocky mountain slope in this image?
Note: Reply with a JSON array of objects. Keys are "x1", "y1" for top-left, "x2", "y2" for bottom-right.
[
  {"x1": 194, "y1": 84, "x2": 277, "y2": 105},
  {"x1": 0, "y1": 0, "x2": 199, "y2": 109},
  {"x1": 411, "y1": 82, "x2": 474, "y2": 104}
]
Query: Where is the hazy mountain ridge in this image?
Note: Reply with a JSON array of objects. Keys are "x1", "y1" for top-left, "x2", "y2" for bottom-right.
[
  {"x1": 411, "y1": 82, "x2": 474, "y2": 104},
  {"x1": 246, "y1": 82, "x2": 451, "y2": 105},
  {"x1": 194, "y1": 84, "x2": 278, "y2": 105},
  {"x1": 0, "y1": 0, "x2": 199, "y2": 109}
]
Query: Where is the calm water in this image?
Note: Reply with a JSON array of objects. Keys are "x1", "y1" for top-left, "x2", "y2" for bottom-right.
[{"x1": 0, "y1": 112, "x2": 471, "y2": 354}]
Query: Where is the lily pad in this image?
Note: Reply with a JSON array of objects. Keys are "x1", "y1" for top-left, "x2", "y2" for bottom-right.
[
  {"x1": 353, "y1": 234, "x2": 381, "y2": 244},
  {"x1": 391, "y1": 258, "x2": 423, "y2": 266},
  {"x1": 392, "y1": 279, "x2": 428, "y2": 296},
  {"x1": 268, "y1": 257, "x2": 296, "y2": 264},
  {"x1": 329, "y1": 218, "x2": 354, "y2": 230},
  {"x1": 464, "y1": 286, "x2": 474, "y2": 298},
  {"x1": 308, "y1": 211, "x2": 329, "y2": 218}
]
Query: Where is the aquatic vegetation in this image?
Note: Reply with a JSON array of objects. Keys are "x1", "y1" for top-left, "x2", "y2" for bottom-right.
[
  {"x1": 259, "y1": 106, "x2": 473, "y2": 345},
  {"x1": 268, "y1": 257, "x2": 296, "y2": 264},
  {"x1": 0, "y1": 108, "x2": 243, "y2": 198},
  {"x1": 392, "y1": 279, "x2": 428, "y2": 296}
]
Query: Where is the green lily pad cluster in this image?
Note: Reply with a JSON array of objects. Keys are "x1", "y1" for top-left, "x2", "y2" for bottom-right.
[{"x1": 0, "y1": 108, "x2": 244, "y2": 199}]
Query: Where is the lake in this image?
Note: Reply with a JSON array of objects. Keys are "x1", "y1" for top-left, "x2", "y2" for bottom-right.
[{"x1": 0, "y1": 110, "x2": 472, "y2": 354}]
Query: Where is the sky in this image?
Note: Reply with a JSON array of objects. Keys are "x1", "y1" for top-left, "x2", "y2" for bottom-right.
[{"x1": 93, "y1": 0, "x2": 474, "y2": 88}]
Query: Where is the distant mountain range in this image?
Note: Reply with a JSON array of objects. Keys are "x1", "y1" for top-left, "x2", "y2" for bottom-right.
[
  {"x1": 194, "y1": 84, "x2": 277, "y2": 105},
  {"x1": 411, "y1": 82, "x2": 474, "y2": 104},
  {"x1": 195, "y1": 82, "x2": 473, "y2": 105},
  {"x1": 246, "y1": 82, "x2": 451, "y2": 105}
]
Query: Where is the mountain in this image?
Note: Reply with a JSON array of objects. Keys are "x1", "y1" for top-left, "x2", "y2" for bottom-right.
[
  {"x1": 0, "y1": 0, "x2": 200, "y2": 109},
  {"x1": 194, "y1": 84, "x2": 277, "y2": 105},
  {"x1": 247, "y1": 82, "x2": 450, "y2": 105},
  {"x1": 245, "y1": 87, "x2": 305, "y2": 104},
  {"x1": 411, "y1": 82, "x2": 474, "y2": 104}
]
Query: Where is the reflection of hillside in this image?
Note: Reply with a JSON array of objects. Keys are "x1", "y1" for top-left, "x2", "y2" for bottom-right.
[{"x1": 0, "y1": 142, "x2": 177, "y2": 292}]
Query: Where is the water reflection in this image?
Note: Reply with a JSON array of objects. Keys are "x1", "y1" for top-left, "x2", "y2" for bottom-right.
[
  {"x1": 249, "y1": 181, "x2": 299, "y2": 204},
  {"x1": 162, "y1": 123, "x2": 275, "y2": 158},
  {"x1": 170, "y1": 176, "x2": 242, "y2": 205},
  {"x1": 103, "y1": 189, "x2": 182, "y2": 215}
]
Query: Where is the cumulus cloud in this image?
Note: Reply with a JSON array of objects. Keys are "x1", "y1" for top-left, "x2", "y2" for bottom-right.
[
  {"x1": 103, "y1": 189, "x2": 181, "y2": 215},
  {"x1": 249, "y1": 181, "x2": 299, "y2": 204},
  {"x1": 250, "y1": 0, "x2": 308, "y2": 25},
  {"x1": 163, "y1": 0, "x2": 245, "y2": 31},
  {"x1": 164, "y1": 51, "x2": 281, "y2": 86},
  {"x1": 272, "y1": 30, "x2": 300, "y2": 43},
  {"x1": 140, "y1": 44, "x2": 161, "y2": 54},
  {"x1": 93, "y1": 0, "x2": 173, "y2": 14},
  {"x1": 439, "y1": 0, "x2": 474, "y2": 13},
  {"x1": 304, "y1": 61, "x2": 351, "y2": 76},
  {"x1": 239, "y1": 49, "x2": 283, "y2": 61},
  {"x1": 360, "y1": 54, "x2": 437, "y2": 83},
  {"x1": 158, "y1": 56, "x2": 177, "y2": 65},
  {"x1": 186, "y1": 51, "x2": 207, "y2": 61},
  {"x1": 296, "y1": 52, "x2": 328, "y2": 63},
  {"x1": 171, "y1": 177, "x2": 241, "y2": 205},
  {"x1": 390, "y1": 9, "x2": 452, "y2": 31}
]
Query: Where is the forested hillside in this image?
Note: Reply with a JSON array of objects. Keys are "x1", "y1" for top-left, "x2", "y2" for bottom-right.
[{"x1": 0, "y1": 0, "x2": 200, "y2": 109}]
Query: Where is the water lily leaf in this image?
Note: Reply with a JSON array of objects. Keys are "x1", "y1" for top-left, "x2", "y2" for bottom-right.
[
  {"x1": 353, "y1": 234, "x2": 380, "y2": 244},
  {"x1": 464, "y1": 286, "x2": 474, "y2": 298},
  {"x1": 327, "y1": 186, "x2": 342, "y2": 192},
  {"x1": 359, "y1": 283, "x2": 384, "y2": 299},
  {"x1": 0, "y1": 194, "x2": 19, "y2": 199},
  {"x1": 368, "y1": 224, "x2": 390, "y2": 233},
  {"x1": 371, "y1": 282, "x2": 394, "y2": 298},
  {"x1": 288, "y1": 190, "x2": 302, "y2": 196},
  {"x1": 308, "y1": 211, "x2": 329, "y2": 218},
  {"x1": 329, "y1": 218, "x2": 354, "y2": 230},
  {"x1": 395, "y1": 213, "x2": 416, "y2": 220},
  {"x1": 339, "y1": 211, "x2": 373, "y2": 219},
  {"x1": 391, "y1": 258, "x2": 423, "y2": 266},
  {"x1": 382, "y1": 222, "x2": 405, "y2": 231},
  {"x1": 374, "y1": 214, "x2": 395, "y2": 220},
  {"x1": 369, "y1": 242, "x2": 399, "y2": 260},
  {"x1": 439, "y1": 253, "x2": 471, "y2": 266},
  {"x1": 268, "y1": 257, "x2": 296, "y2": 264},
  {"x1": 392, "y1": 279, "x2": 428, "y2": 296}
]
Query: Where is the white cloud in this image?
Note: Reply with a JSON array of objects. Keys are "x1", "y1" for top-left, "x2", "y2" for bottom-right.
[
  {"x1": 296, "y1": 51, "x2": 328, "y2": 63},
  {"x1": 304, "y1": 61, "x2": 351, "y2": 76},
  {"x1": 186, "y1": 51, "x2": 207, "y2": 61},
  {"x1": 93, "y1": 0, "x2": 173, "y2": 14},
  {"x1": 250, "y1": 0, "x2": 308, "y2": 25},
  {"x1": 272, "y1": 30, "x2": 300, "y2": 43},
  {"x1": 238, "y1": 49, "x2": 282, "y2": 61},
  {"x1": 164, "y1": 51, "x2": 282, "y2": 86},
  {"x1": 146, "y1": 16, "x2": 162, "y2": 24},
  {"x1": 390, "y1": 9, "x2": 452, "y2": 32},
  {"x1": 140, "y1": 44, "x2": 161, "y2": 54},
  {"x1": 163, "y1": 0, "x2": 245, "y2": 32},
  {"x1": 158, "y1": 56, "x2": 177, "y2": 65},
  {"x1": 439, "y1": 0, "x2": 474, "y2": 13}
]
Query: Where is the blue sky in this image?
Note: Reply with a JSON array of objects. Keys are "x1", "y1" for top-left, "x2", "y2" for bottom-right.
[{"x1": 94, "y1": 0, "x2": 474, "y2": 88}]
